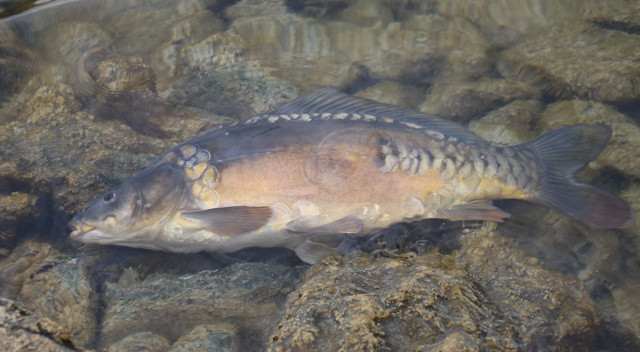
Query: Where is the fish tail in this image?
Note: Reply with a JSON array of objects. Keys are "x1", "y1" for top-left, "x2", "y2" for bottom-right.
[{"x1": 521, "y1": 124, "x2": 632, "y2": 228}]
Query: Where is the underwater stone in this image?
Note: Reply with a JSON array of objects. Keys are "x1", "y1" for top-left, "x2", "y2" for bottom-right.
[
  {"x1": 285, "y1": 0, "x2": 350, "y2": 19},
  {"x1": 432, "y1": 0, "x2": 585, "y2": 46},
  {"x1": 99, "y1": 262, "x2": 304, "y2": 349},
  {"x1": 39, "y1": 21, "x2": 112, "y2": 64},
  {"x1": 459, "y1": 223, "x2": 599, "y2": 351},
  {"x1": 368, "y1": 14, "x2": 491, "y2": 84},
  {"x1": 585, "y1": 0, "x2": 640, "y2": 34},
  {"x1": 0, "y1": 297, "x2": 76, "y2": 352},
  {"x1": 226, "y1": 0, "x2": 291, "y2": 20},
  {"x1": 270, "y1": 222, "x2": 601, "y2": 351},
  {"x1": 420, "y1": 78, "x2": 540, "y2": 123},
  {"x1": 482, "y1": 199, "x2": 640, "y2": 349},
  {"x1": 268, "y1": 252, "x2": 519, "y2": 351},
  {"x1": 337, "y1": 0, "x2": 393, "y2": 28},
  {"x1": 0, "y1": 27, "x2": 36, "y2": 101},
  {"x1": 0, "y1": 192, "x2": 38, "y2": 257},
  {"x1": 89, "y1": 54, "x2": 155, "y2": 92},
  {"x1": 0, "y1": 70, "x2": 220, "y2": 215},
  {"x1": 169, "y1": 323, "x2": 239, "y2": 352},
  {"x1": 0, "y1": 240, "x2": 98, "y2": 348},
  {"x1": 622, "y1": 184, "x2": 640, "y2": 253},
  {"x1": 498, "y1": 21, "x2": 640, "y2": 104},
  {"x1": 354, "y1": 81, "x2": 425, "y2": 110},
  {"x1": 89, "y1": 54, "x2": 221, "y2": 138},
  {"x1": 106, "y1": 331, "x2": 170, "y2": 352},
  {"x1": 177, "y1": 31, "x2": 246, "y2": 75},
  {"x1": 16, "y1": 257, "x2": 97, "y2": 348},
  {"x1": 468, "y1": 99, "x2": 543, "y2": 145},
  {"x1": 0, "y1": 79, "x2": 168, "y2": 214}
]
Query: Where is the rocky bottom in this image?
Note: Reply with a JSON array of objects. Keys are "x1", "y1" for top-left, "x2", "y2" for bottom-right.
[{"x1": 2, "y1": 221, "x2": 635, "y2": 351}]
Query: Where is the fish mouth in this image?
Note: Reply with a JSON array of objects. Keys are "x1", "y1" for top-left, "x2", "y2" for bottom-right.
[{"x1": 68, "y1": 221, "x2": 96, "y2": 239}]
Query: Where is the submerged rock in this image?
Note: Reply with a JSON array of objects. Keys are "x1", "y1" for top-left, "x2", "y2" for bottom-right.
[
  {"x1": 491, "y1": 199, "x2": 640, "y2": 350},
  {"x1": 433, "y1": 0, "x2": 585, "y2": 45},
  {"x1": 175, "y1": 31, "x2": 247, "y2": 75},
  {"x1": 0, "y1": 27, "x2": 36, "y2": 102},
  {"x1": 498, "y1": 21, "x2": 640, "y2": 103},
  {"x1": 285, "y1": 0, "x2": 351, "y2": 19},
  {"x1": 0, "y1": 192, "x2": 38, "y2": 257},
  {"x1": 622, "y1": 184, "x2": 640, "y2": 252},
  {"x1": 153, "y1": 11, "x2": 300, "y2": 118},
  {"x1": 106, "y1": 331, "x2": 170, "y2": 352},
  {"x1": 368, "y1": 14, "x2": 491, "y2": 83},
  {"x1": 0, "y1": 240, "x2": 97, "y2": 348},
  {"x1": 354, "y1": 81, "x2": 426, "y2": 109},
  {"x1": 169, "y1": 323, "x2": 239, "y2": 352},
  {"x1": 167, "y1": 68, "x2": 299, "y2": 119},
  {"x1": 468, "y1": 99, "x2": 543, "y2": 145},
  {"x1": 585, "y1": 0, "x2": 640, "y2": 33},
  {"x1": 336, "y1": 0, "x2": 393, "y2": 28},
  {"x1": 227, "y1": 0, "x2": 351, "y2": 90},
  {"x1": 269, "y1": 224, "x2": 599, "y2": 351},
  {"x1": 99, "y1": 262, "x2": 304, "y2": 349},
  {"x1": 228, "y1": 1, "x2": 491, "y2": 89},
  {"x1": 420, "y1": 78, "x2": 540, "y2": 123},
  {"x1": 459, "y1": 224, "x2": 599, "y2": 351},
  {"x1": 90, "y1": 54, "x2": 156, "y2": 93},
  {"x1": 88, "y1": 54, "x2": 220, "y2": 138},
  {"x1": 0, "y1": 297, "x2": 76, "y2": 352},
  {"x1": 268, "y1": 252, "x2": 519, "y2": 352},
  {"x1": 0, "y1": 70, "x2": 221, "y2": 217}
]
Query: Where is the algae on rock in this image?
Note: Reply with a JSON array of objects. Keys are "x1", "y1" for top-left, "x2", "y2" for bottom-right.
[
  {"x1": 0, "y1": 240, "x2": 98, "y2": 349},
  {"x1": 0, "y1": 297, "x2": 77, "y2": 352},
  {"x1": 269, "y1": 224, "x2": 599, "y2": 351}
]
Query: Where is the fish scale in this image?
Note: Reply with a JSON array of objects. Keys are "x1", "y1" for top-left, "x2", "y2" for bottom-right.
[{"x1": 376, "y1": 133, "x2": 535, "y2": 203}]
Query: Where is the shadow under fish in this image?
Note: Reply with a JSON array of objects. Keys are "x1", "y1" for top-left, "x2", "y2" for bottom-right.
[{"x1": 68, "y1": 87, "x2": 632, "y2": 264}]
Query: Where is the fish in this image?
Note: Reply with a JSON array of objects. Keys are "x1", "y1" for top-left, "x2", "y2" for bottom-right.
[{"x1": 68, "y1": 87, "x2": 632, "y2": 263}]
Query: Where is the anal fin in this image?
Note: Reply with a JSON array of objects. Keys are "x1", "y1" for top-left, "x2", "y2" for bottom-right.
[
  {"x1": 286, "y1": 216, "x2": 363, "y2": 234},
  {"x1": 431, "y1": 200, "x2": 511, "y2": 222},
  {"x1": 181, "y1": 206, "x2": 272, "y2": 236}
]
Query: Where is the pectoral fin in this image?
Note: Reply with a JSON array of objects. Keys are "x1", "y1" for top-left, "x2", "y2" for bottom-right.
[
  {"x1": 286, "y1": 216, "x2": 364, "y2": 234},
  {"x1": 431, "y1": 200, "x2": 511, "y2": 222},
  {"x1": 181, "y1": 206, "x2": 272, "y2": 236}
]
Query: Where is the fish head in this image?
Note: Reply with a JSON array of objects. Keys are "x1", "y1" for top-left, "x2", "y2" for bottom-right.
[{"x1": 68, "y1": 164, "x2": 187, "y2": 245}]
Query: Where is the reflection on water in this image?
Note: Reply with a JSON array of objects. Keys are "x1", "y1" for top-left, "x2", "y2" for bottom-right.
[{"x1": 0, "y1": 0, "x2": 639, "y2": 350}]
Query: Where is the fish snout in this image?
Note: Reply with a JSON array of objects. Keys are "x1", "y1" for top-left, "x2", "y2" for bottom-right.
[{"x1": 68, "y1": 218, "x2": 96, "y2": 239}]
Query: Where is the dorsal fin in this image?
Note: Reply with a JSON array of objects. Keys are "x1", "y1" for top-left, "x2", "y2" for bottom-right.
[{"x1": 269, "y1": 87, "x2": 486, "y2": 143}]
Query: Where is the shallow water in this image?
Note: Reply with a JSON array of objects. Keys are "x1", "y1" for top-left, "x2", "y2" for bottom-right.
[{"x1": 0, "y1": 0, "x2": 639, "y2": 351}]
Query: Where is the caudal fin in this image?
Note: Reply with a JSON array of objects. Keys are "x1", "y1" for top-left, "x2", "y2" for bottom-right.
[{"x1": 522, "y1": 124, "x2": 632, "y2": 229}]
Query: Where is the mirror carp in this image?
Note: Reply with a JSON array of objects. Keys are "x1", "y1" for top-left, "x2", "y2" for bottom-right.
[{"x1": 68, "y1": 88, "x2": 632, "y2": 263}]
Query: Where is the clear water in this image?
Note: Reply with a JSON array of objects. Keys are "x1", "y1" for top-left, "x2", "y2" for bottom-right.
[{"x1": 0, "y1": 0, "x2": 638, "y2": 351}]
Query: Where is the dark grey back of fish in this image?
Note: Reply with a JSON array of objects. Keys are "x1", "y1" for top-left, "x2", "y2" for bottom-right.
[
  {"x1": 269, "y1": 87, "x2": 487, "y2": 144},
  {"x1": 184, "y1": 88, "x2": 488, "y2": 162}
]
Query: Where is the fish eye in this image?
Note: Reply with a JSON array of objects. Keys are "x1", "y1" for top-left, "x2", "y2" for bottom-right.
[{"x1": 103, "y1": 192, "x2": 116, "y2": 202}]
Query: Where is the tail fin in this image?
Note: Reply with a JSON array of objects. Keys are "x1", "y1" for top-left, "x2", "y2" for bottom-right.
[{"x1": 522, "y1": 124, "x2": 632, "y2": 228}]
